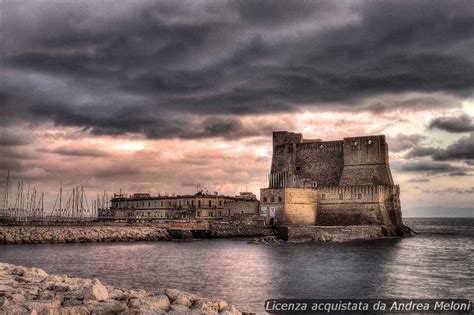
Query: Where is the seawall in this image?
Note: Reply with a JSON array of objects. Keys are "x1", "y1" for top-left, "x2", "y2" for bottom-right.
[
  {"x1": 0, "y1": 262, "x2": 242, "y2": 314},
  {"x1": 0, "y1": 225, "x2": 171, "y2": 244},
  {"x1": 208, "y1": 222, "x2": 276, "y2": 238},
  {"x1": 276, "y1": 225, "x2": 387, "y2": 242}
]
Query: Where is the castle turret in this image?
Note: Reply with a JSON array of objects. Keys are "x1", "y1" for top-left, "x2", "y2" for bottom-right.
[{"x1": 338, "y1": 135, "x2": 394, "y2": 186}]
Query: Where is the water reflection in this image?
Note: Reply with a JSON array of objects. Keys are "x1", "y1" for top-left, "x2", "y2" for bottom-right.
[{"x1": 0, "y1": 218, "x2": 472, "y2": 313}]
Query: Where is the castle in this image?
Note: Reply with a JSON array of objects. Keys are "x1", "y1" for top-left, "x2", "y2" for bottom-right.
[{"x1": 260, "y1": 131, "x2": 407, "y2": 237}]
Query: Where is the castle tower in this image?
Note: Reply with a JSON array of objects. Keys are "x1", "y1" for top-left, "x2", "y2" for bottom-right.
[{"x1": 338, "y1": 135, "x2": 394, "y2": 186}]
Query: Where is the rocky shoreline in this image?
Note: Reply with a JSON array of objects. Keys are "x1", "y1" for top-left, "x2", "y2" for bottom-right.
[{"x1": 0, "y1": 262, "x2": 243, "y2": 314}]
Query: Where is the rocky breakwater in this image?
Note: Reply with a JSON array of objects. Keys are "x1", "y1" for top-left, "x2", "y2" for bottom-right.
[
  {"x1": 0, "y1": 226, "x2": 171, "y2": 244},
  {"x1": 0, "y1": 263, "x2": 242, "y2": 314}
]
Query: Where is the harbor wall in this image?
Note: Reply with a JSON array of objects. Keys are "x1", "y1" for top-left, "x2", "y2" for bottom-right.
[{"x1": 0, "y1": 225, "x2": 171, "y2": 244}]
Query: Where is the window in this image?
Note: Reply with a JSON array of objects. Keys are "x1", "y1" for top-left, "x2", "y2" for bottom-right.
[
  {"x1": 219, "y1": 200, "x2": 222, "y2": 206},
  {"x1": 263, "y1": 197, "x2": 267, "y2": 203},
  {"x1": 278, "y1": 197, "x2": 282, "y2": 202},
  {"x1": 339, "y1": 193, "x2": 343, "y2": 200},
  {"x1": 208, "y1": 200, "x2": 212, "y2": 207},
  {"x1": 321, "y1": 194, "x2": 326, "y2": 200},
  {"x1": 198, "y1": 200, "x2": 201, "y2": 207},
  {"x1": 241, "y1": 211, "x2": 244, "y2": 214},
  {"x1": 148, "y1": 202, "x2": 150, "y2": 207},
  {"x1": 296, "y1": 166, "x2": 301, "y2": 171},
  {"x1": 271, "y1": 196, "x2": 275, "y2": 202},
  {"x1": 358, "y1": 194, "x2": 362, "y2": 199},
  {"x1": 161, "y1": 201, "x2": 163, "y2": 207}
]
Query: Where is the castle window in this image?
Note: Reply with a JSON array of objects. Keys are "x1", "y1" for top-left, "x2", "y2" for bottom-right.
[
  {"x1": 278, "y1": 197, "x2": 282, "y2": 202},
  {"x1": 209, "y1": 200, "x2": 212, "y2": 207},
  {"x1": 296, "y1": 166, "x2": 301, "y2": 171},
  {"x1": 270, "y1": 196, "x2": 275, "y2": 202},
  {"x1": 358, "y1": 194, "x2": 362, "y2": 199},
  {"x1": 263, "y1": 197, "x2": 267, "y2": 202},
  {"x1": 339, "y1": 193, "x2": 343, "y2": 200},
  {"x1": 321, "y1": 194, "x2": 326, "y2": 200}
]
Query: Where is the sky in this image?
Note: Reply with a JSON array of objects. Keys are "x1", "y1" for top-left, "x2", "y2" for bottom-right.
[{"x1": 0, "y1": 0, "x2": 473, "y2": 216}]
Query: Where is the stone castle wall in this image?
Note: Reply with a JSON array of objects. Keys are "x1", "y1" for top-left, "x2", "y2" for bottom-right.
[
  {"x1": 295, "y1": 141, "x2": 344, "y2": 186},
  {"x1": 270, "y1": 132, "x2": 394, "y2": 187},
  {"x1": 282, "y1": 188, "x2": 318, "y2": 225},
  {"x1": 262, "y1": 131, "x2": 404, "y2": 234}
]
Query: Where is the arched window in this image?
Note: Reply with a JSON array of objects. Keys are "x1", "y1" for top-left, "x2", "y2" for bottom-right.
[{"x1": 278, "y1": 197, "x2": 282, "y2": 202}]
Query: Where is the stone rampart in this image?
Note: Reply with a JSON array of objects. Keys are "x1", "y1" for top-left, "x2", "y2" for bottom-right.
[{"x1": 277, "y1": 225, "x2": 385, "y2": 242}]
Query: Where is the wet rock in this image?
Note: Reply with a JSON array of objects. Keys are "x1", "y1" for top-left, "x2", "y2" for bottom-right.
[{"x1": 247, "y1": 235, "x2": 282, "y2": 244}]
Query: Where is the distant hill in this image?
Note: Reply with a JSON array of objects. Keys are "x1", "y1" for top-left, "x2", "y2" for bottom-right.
[{"x1": 404, "y1": 206, "x2": 474, "y2": 218}]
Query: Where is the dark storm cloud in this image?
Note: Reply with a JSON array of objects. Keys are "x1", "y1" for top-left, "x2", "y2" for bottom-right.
[
  {"x1": 39, "y1": 147, "x2": 110, "y2": 157},
  {"x1": 0, "y1": 130, "x2": 32, "y2": 146},
  {"x1": 405, "y1": 146, "x2": 439, "y2": 158},
  {"x1": 428, "y1": 114, "x2": 474, "y2": 133},
  {"x1": 423, "y1": 187, "x2": 474, "y2": 194},
  {"x1": 408, "y1": 178, "x2": 430, "y2": 182},
  {"x1": 387, "y1": 133, "x2": 425, "y2": 152},
  {"x1": 1, "y1": 0, "x2": 473, "y2": 139},
  {"x1": 432, "y1": 132, "x2": 474, "y2": 160},
  {"x1": 393, "y1": 160, "x2": 466, "y2": 176}
]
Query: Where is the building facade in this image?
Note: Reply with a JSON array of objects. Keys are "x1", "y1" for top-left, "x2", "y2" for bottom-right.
[
  {"x1": 109, "y1": 191, "x2": 259, "y2": 220},
  {"x1": 260, "y1": 131, "x2": 404, "y2": 235}
]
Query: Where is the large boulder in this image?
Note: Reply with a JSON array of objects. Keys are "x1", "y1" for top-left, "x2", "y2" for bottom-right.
[{"x1": 82, "y1": 279, "x2": 109, "y2": 301}]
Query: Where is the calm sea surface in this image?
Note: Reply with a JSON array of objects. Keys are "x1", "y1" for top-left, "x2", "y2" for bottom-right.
[{"x1": 0, "y1": 218, "x2": 473, "y2": 313}]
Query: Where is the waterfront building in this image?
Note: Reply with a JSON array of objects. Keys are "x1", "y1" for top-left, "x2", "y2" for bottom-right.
[{"x1": 109, "y1": 191, "x2": 259, "y2": 220}]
